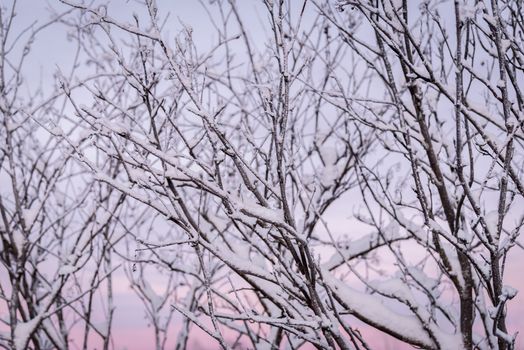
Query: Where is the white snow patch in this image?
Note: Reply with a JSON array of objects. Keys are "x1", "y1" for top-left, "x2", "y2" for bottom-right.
[
  {"x1": 58, "y1": 264, "x2": 76, "y2": 275},
  {"x1": 322, "y1": 269, "x2": 464, "y2": 350},
  {"x1": 142, "y1": 280, "x2": 163, "y2": 311},
  {"x1": 14, "y1": 316, "x2": 41, "y2": 350},
  {"x1": 370, "y1": 277, "x2": 415, "y2": 303},
  {"x1": 502, "y1": 285, "x2": 518, "y2": 300}
]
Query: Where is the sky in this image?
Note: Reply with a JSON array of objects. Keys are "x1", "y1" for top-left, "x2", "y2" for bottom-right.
[{"x1": 3, "y1": 0, "x2": 524, "y2": 349}]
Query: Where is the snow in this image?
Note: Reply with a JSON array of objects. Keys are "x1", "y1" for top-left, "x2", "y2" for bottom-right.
[
  {"x1": 141, "y1": 280, "x2": 163, "y2": 311},
  {"x1": 483, "y1": 14, "x2": 497, "y2": 26},
  {"x1": 14, "y1": 316, "x2": 42, "y2": 350},
  {"x1": 457, "y1": 229, "x2": 472, "y2": 242},
  {"x1": 383, "y1": 0, "x2": 403, "y2": 15},
  {"x1": 502, "y1": 285, "x2": 518, "y2": 300},
  {"x1": 128, "y1": 168, "x2": 149, "y2": 183},
  {"x1": 239, "y1": 200, "x2": 284, "y2": 226},
  {"x1": 322, "y1": 269, "x2": 464, "y2": 350},
  {"x1": 76, "y1": 128, "x2": 93, "y2": 141},
  {"x1": 323, "y1": 225, "x2": 400, "y2": 270},
  {"x1": 459, "y1": 4, "x2": 478, "y2": 20},
  {"x1": 407, "y1": 267, "x2": 438, "y2": 290},
  {"x1": 58, "y1": 264, "x2": 76, "y2": 275},
  {"x1": 206, "y1": 214, "x2": 229, "y2": 232},
  {"x1": 501, "y1": 39, "x2": 511, "y2": 52},
  {"x1": 428, "y1": 219, "x2": 448, "y2": 235},
  {"x1": 235, "y1": 242, "x2": 251, "y2": 260},
  {"x1": 251, "y1": 250, "x2": 267, "y2": 269},
  {"x1": 370, "y1": 278, "x2": 415, "y2": 304},
  {"x1": 397, "y1": 213, "x2": 426, "y2": 238},
  {"x1": 107, "y1": 121, "x2": 130, "y2": 136},
  {"x1": 410, "y1": 65, "x2": 430, "y2": 80}
]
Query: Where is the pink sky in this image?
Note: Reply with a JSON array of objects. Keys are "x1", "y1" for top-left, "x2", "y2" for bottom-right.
[{"x1": 100, "y1": 251, "x2": 524, "y2": 350}]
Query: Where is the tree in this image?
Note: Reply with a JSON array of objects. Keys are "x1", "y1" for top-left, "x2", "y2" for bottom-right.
[
  {"x1": 321, "y1": 1, "x2": 523, "y2": 348},
  {"x1": 59, "y1": 0, "x2": 375, "y2": 348},
  {"x1": 0, "y1": 3, "x2": 122, "y2": 349},
  {"x1": 3, "y1": 0, "x2": 523, "y2": 349}
]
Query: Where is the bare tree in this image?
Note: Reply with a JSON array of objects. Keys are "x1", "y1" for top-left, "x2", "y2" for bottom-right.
[
  {"x1": 317, "y1": 0, "x2": 524, "y2": 349},
  {"x1": 13, "y1": 0, "x2": 522, "y2": 349},
  {"x1": 0, "y1": 3, "x2": 123, "y2": 349}
]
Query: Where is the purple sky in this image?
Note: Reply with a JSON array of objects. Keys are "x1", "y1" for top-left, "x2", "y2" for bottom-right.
[{"x1": 5, "y1": 1, "x2": 524, "y2": 349}]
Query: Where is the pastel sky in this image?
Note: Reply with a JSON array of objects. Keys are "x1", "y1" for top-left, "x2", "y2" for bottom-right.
[{"x1": 5, "y1": 1, "x2": 524, "y2": 349}]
